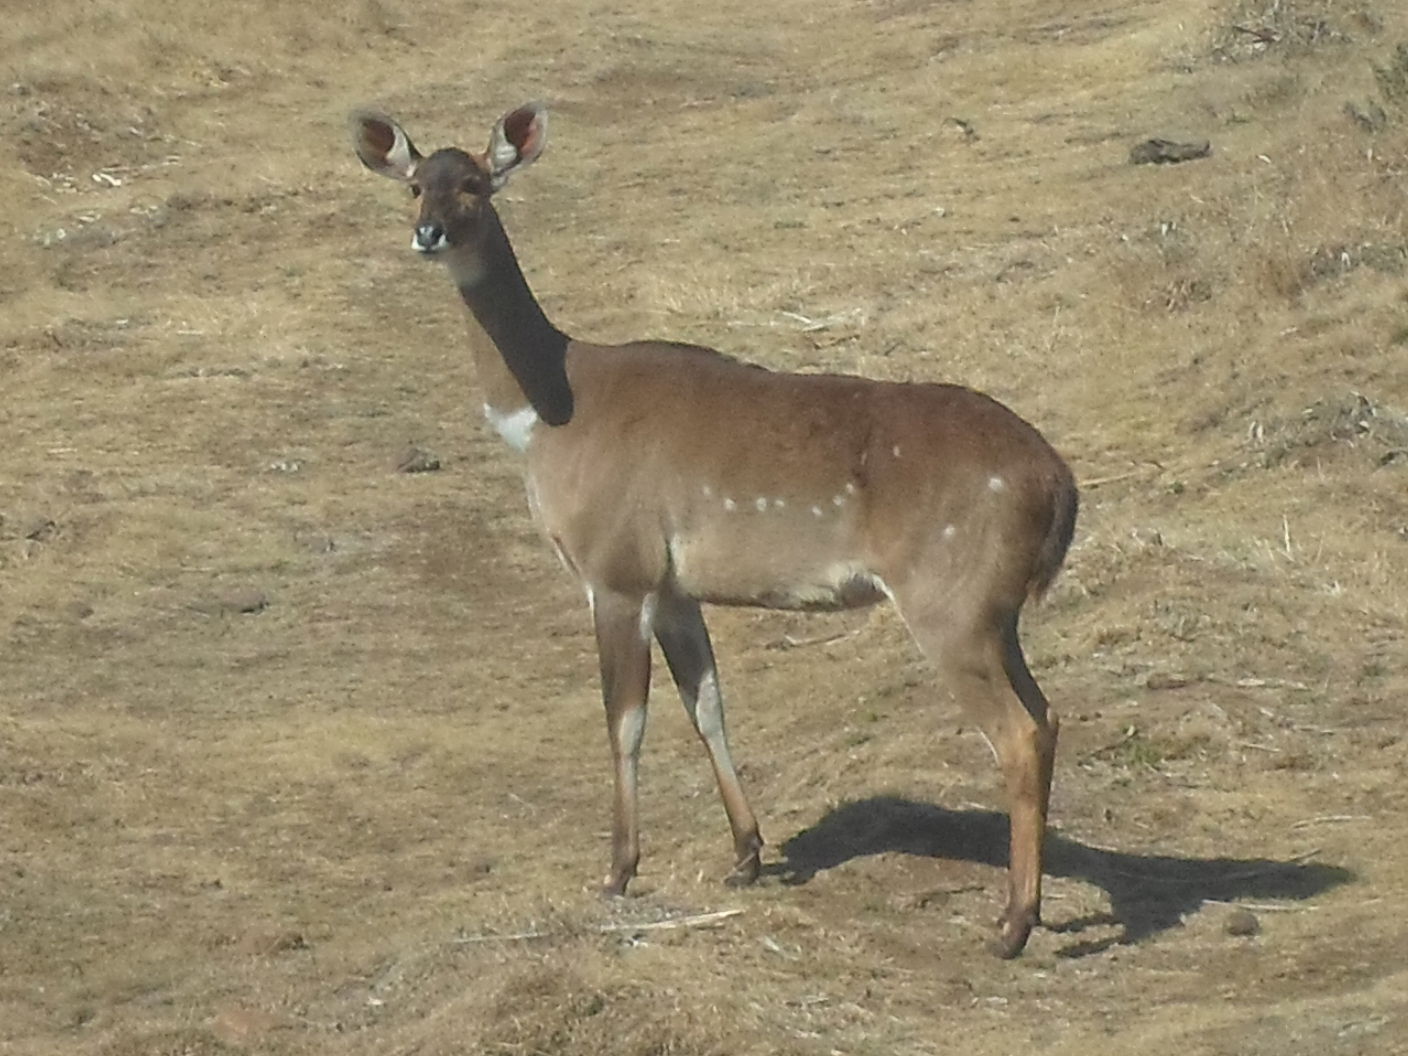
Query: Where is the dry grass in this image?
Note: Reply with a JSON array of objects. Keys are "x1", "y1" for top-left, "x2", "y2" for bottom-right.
[{"x1": 4, "y1": 0, "x2": 1408, "y2": 1053}]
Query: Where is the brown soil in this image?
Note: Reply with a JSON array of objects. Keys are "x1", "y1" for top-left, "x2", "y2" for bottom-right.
[{"x1": 3, "y1": 1, "x2": 1407, "y2": 1053}]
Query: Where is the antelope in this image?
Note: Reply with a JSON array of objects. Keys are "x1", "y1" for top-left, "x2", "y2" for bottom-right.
[{"x1": 350, "y1": 102, "x2": 1078, "y2": 958}]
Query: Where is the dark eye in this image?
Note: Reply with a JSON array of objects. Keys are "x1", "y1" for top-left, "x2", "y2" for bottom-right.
[
  {"x1": 409, "y1": 185, "x2": 422, "y2": 198},
  {"x1": 460, "y1": 179, "x2": 479, "y2": 195}
]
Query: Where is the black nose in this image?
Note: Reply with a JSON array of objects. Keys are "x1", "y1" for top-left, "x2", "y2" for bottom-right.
[{"x1": 414, "y1": 223, "x2": 446, "y2": 252}]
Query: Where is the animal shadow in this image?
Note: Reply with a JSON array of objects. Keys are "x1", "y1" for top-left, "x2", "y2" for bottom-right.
[{"x1": 772, "y1": 796, "x2": 1353, "y2": 956}]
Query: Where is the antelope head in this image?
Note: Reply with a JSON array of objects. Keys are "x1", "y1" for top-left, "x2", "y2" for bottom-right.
[{"x1": 349, "y1": 103, "x2": 548, "y2": 287}]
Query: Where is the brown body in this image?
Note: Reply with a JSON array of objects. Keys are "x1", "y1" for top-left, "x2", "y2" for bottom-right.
[
  {"x1": 351, "y1": 103, "x2": 1077, "y2": 959},
  {"x1": 535, "y1": 345, "x2": 1069, "y2": 611}
]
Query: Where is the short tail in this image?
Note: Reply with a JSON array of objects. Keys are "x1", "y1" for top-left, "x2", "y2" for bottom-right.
[{"x1": 1028, "y1": 464, "x2": 1078, "y2": 602}]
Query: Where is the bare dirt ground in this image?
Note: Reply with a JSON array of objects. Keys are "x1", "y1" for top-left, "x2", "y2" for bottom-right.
[{"x1": 3, "y1": 1, "x2": 1408, "y2": 1052}]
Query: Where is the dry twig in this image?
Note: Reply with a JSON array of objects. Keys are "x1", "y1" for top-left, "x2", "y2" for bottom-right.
[
  {"x1": 452, "y1": 908, "x2": 744, "y2": 945},
  {"x1": 767, "y1": 628, "x2": 863, "y2": 651}
]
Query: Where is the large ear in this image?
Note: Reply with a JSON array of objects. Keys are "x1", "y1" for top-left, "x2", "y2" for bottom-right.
[
  {"x1": 485, "y1": 103, "x2": 547, "y2": 190},
  {"x1": 350, "y1": 110, "x2": 422, "y2": 181}
]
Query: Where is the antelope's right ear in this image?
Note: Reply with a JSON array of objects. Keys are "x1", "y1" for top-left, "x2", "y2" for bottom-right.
[{"x1": 350, "y1": 110, "x2": 421, "y2": 181}]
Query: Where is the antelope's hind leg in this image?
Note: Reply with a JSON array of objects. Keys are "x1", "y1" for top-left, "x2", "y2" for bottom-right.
[
  {"x1": 653, "y1": 592, "x2": 764, "y2": 885},
  {"x1": 895, "y1": 591, "x2": 1059, "y2": 959},
  {"x1": 591, "y1": 589, "x2": 653, "y2": 896}
]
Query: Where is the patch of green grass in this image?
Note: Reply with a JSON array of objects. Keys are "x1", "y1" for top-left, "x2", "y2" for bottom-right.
[{"x1": 1096, "y1": 728, "x2": 1169, "y2": 771}]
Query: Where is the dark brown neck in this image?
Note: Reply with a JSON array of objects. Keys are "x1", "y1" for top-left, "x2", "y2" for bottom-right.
[{"x1": 456, "y1": 203, "x2": 574, "y2": 426}]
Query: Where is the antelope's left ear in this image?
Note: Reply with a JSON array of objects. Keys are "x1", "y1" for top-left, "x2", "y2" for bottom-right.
[{"x1": 486, "y1": 103, "x2": 547, "y2": 190}]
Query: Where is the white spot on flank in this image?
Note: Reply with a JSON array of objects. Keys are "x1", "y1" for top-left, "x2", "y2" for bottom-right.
[
  {"x1": 667, "y1": 535, "x2": 693, "y2": 583},
  {"x1": 724, "y1": 498, "x2": 737, "y2": 512},
  {"x1": 942, "y1": 524, "x2": 957, "y2": 540},
  {"x1": 845, "y1": 481, "x2": 858, "y2": 495},
  {"x1": 755, "y1": 497, "x2": 768, "y2": 512},
  {"x1": 832, "y1": 494, "x2": 846, "y2": 507},
  {"x1": 811, "y1": 505, "x2": 824, "y2": 517},
  {"x1": 773, "y1": 497, "x2": 786, "y2": 509},
  {"x1": 988, "y1": 475, "x2": 1007, "y2": 492},
  {"x1": 484, "y1": 403, "x2": 539, "y2": 453},
  {"x1": 892, "y1": 444, "x2": 902, "y2": 458},
  {"x1": 702, "y1": 485, "x2": 713, "y2": 498}
]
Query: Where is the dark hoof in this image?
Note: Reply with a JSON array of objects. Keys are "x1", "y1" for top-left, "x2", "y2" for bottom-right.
[
  {"x1": 723, "y1": 854, "x2": 761, "y2": 888},
  {"x1": 600, "y1": 874, "x2": 632, "y2": 898},
  {"x1": 989, "y1": 914, "x2": 1037, "y2": 959}
]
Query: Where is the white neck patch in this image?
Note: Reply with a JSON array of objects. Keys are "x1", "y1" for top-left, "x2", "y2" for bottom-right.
[{"x1": 484, "y1": 403, "x2": 539, "y2": 453}]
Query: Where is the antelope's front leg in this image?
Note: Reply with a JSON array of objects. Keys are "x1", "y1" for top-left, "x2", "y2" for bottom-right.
[{"x1": 591, "y1": 589, "x2": 653, "y2": 896}]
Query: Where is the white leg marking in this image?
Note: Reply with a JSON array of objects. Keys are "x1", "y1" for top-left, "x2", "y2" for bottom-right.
[
  {"x1": 617, "y1": 705, "x2": 647, "y2": 754},
  {"x1": 694, "y1": 670, "x2": 727, "y2": 743},
  {"x1": 638, "y1": 593, "x2": 658, "y2": 642}
]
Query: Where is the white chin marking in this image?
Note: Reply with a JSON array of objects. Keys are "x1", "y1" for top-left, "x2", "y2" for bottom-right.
[
  {"x1": 412, "y1": 234, "x2": 449, "y2": 254},
  {"x1": 484, "y1": 403, "x2": 539, "y2": 453}
]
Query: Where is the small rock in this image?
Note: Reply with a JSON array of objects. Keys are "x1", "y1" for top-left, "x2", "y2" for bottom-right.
[
  {"x1": 21, "y1": 516, "x2": 58, "y2": 541},
  {"x1": 235, "y1": 929, "x2": 308, "y2": 956},
  {"x1": 950, "y1": 116, "x2": 979, "y2": 140},
  {"x1": 225, "y1": 589, "x2": 269, "y2": 614},
  {"x1": 65, "y1": 601, "x2": 95, "y2": 621},
  {"x1": 192, "y1": 589, "x2": 269, "y2": 617},
  {"x1": 1224, "y1": 908, "x2": 1261, "y2": 937},
  {"x1": 396, "y1": 446, "x2": 441, "y2": 473},
  {"x1": 464, "y1": 855, "x2": 497, "y2": 877},
  {"x1": 1345, "y1": 101, "x2": 1388, "y2": 133},
  {"x1": 1144, "y1": 672, "x2": 1192, "y2": 690},
  {"x1": 1130, "y1": 138, "x2": 1212, "y2": 165}
]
